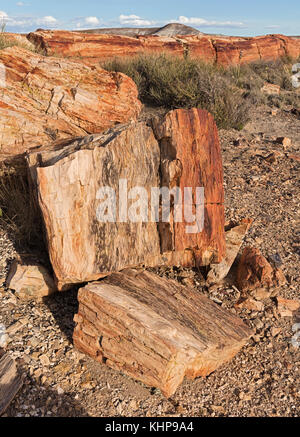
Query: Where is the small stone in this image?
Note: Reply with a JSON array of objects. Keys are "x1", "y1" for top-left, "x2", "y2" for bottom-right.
[
  {"x1": 128, "y1": 399, "x2": 138, "y2": 410},
  {"x1": 211, "y1": 405, "x2": 225, "y2": 414},
  {"x1": 34, "y1": 369, "x2": 43, "y2": 378},
  {"x1": 57, "y1": 386, "x2": 64, "y2": 395},
  {"x1": 239, "y1": 392, "x2": 252, "y2": 401},
  {"x1": 39, "y1": 354, "x2": 50, "y2": 367},
  {"x1": 250, "y1": 288, "x2": 272, "y2": 301},
  {"x1": 6, "y1": 260, "x2": 56, "y2": 300},
  {"x1": 270, "y1": 327, "x2": 281, "y2": 337},
  {"x1": 0, "y1": 324, "x2": 8, "y2": 348},
  {"x1": 276, "y1": 137, "x2": 292, "y2": 149},
  {"x1": 261, "y1": 83, "x2": 280, "y2": 95},
  {"x1": 276, "y1": 297, "x2": 300, "y2": 318},
  {"x1": 235, "y1": 298, "x2": 264, "y2": 312},
  {"x1": 264, "y1": 153, "x2": 277, "y2": 164}
]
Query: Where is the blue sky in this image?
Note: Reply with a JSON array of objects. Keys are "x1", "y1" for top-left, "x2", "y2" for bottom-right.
[{"x1": 0, "y1": 0, "x2": 299, "y2": 36}]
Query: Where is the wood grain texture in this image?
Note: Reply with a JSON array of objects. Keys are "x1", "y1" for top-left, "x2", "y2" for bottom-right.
[
  {"x1": 0, "y1": 352, "x2": 23, "y2": 416},
  {"x1": 152, "y1": 109, "x2": 225, "y2": 266},
  {"x1": 27, "y1": 30, "x2": 300, "y2": 66},
  {"x1": 73, "y1": 269, "x2": 253, "y2": 397},
  {"x1": 0, "y1": 47, "x2": 141, "y2": 161},
  {"x1": 27, "y1": 109, "x2": 225, "y2": 290}
]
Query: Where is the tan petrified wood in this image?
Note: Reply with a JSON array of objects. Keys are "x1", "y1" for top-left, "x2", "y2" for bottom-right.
[
  {"x1": 27, "y1": 109, "x2": 225, "y2": 290},
  {"x1": 73, "y1": 269, "x2": 253, "y2": 397}
]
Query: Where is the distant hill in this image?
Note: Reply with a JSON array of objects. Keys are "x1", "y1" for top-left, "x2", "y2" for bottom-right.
[{"x1": 78, "y1": 23, "x2": 204, "y2": 37}]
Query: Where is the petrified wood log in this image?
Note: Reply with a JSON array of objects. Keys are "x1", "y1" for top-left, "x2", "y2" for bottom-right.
[
  {"x1": 27, "y1": 109, "x2": 225, "y2": 290},
  {"x1": 73, "y1": 269, "x2": 252, "y2": 397},
  {"x1": 0, "y1": 351, "x2": 23, "y2": 415},
  {"x1": 27, "y1": 30, "x2": 300, "y2": 66}
]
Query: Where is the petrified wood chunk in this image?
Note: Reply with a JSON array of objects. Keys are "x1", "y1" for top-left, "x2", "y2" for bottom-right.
[
  {"x1": 0, "y1": 351, "x2": 24, "y2": 415},
  {"x1": 27, "y1": 109, "x2": 225, "y2": 290},
  {"x1": 6, "y1": 259, "x2": 56, "y2": 300},
  {"x1": 237, "y1": 247, "x2": 286, "y2": 294},
  {"x1": 152, "y1": 109, "x2": 225, "y2": 266},
  {"x1": 73, "y1": 269, "x2": 252, "y2": 397},
  {"x1": 206, "y1": 219, "x2": 253, "y2": 284}
]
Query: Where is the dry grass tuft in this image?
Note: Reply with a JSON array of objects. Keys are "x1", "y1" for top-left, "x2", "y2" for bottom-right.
[{"x1": 0, "y1": 160, "x2": 43, "y2": 250}]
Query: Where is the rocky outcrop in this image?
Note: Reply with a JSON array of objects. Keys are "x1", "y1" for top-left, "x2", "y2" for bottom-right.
[
  {"x1": 73, "y1": 269, "x2": 252, "y2": 397},
  {"x1": 27, "y1": 30, "x2": 300, "y2": 66},
  {"x1": 0, "y1": 47, "x2": 141, "y2": 160},
  {"x1": 27, "y1": 108, "x2": 225, "y2": 290}
]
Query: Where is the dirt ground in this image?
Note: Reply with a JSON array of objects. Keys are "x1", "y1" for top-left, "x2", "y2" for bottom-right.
[{"x1": 0, "y1": 104, "x2": 299, "y2": 417}]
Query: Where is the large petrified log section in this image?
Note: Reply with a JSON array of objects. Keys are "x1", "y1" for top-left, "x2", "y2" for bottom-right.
[
  {"x1": 27, "y1": 30, "x2": 300, "y2": 66},
  {"x1": 73, "y1": 269, "x2": 253, "y2": 397},
  {"x1": 27, "y1": 109, "x2": 225, "y2": 290},
  {"x1": 0, "y1": 47, "x2": 141, "y2": 160}
]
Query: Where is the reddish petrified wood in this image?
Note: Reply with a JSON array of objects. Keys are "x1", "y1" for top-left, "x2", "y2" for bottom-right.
[
  {"x1": 152, "y1": 109, "x2": 225, "y2": 266},
  {"x1": 0, "y1": 46, "x2": 141, "y2": 160},
  {"x1": 237, "y1": 247, "x2": 286, "y2": 293},
  {"x1": 27, "y1": 30, "x2": 300, "y2": 66}
]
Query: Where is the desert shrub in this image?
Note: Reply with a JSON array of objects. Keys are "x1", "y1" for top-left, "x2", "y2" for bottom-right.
[
  {"x1": 103, "y1": 54, "x2": 251, "y2": 129},
  {"x1": 245, "y1": 58, "x2": 294, "y2": 90},
  {"x1": 0, "y1": 161, "x2": 43, "y2": 249},
  {"x1": 0, "y1": 22, "x2": 40, "y2": 53}
]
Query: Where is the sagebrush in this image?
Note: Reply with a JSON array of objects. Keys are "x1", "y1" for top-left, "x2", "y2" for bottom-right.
[{"x1": 103, "y1": 54, "x2": 299, "y2": 129}]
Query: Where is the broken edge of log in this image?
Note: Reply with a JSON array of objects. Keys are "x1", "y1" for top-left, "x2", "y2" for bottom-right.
[{"x1": 73, "y1": 269, "x2": 253, "y2": 397}]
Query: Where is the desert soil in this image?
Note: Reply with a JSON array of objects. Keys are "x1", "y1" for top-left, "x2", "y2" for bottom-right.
[{"x1": 0, "y1": 104, "x2": 299, "y2": 417}]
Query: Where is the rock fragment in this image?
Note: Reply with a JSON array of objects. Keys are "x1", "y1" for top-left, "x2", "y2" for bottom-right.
[{"x1": 6, "y1": 259, "x2": 56, "y2": 299}]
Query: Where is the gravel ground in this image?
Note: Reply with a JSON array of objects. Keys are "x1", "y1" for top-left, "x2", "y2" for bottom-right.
[{"x1": 0, "y1": 104, "x2": 299, "y2": 417}]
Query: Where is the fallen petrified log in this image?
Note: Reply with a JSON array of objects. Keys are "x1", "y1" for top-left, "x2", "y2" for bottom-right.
[
  {"x1": 0, "y1": 351, "x2": 24, "y2": 415},
  {"x1": 0, "y1": 47, "x2": 141, "y2": 160},
  {"x1": 73, "y1": 269, "x2": 252, "y2": 397},
  {"x1": 27, "y1": 30, "x2": 300, "y2": 66},
  {"x1": 27, "y1": 108, "x2": 225, "y2": 290}
]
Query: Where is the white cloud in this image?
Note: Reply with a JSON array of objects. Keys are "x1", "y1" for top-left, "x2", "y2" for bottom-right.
[
  {"x1": 177, "y1": 15, "x2": 245, "y2": 28},
  {"x1": 0, "y1": 11, "x2": 58, "y2": 29},
  {"x1": 0, "y1": 11, "x2": 8, "y2": 20},
  {"x1": 119, "y1": 14, "x2": 157, "y2": 26},
  {"x1": 16, "y1": 2, "x2": 25, "y2": 6},
  {"x1": 37, "y1": 16, "x2": 57, "y2": 25},
  {"x1": 84, "y1": 16, "x2": 100, "y2": 26}
]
